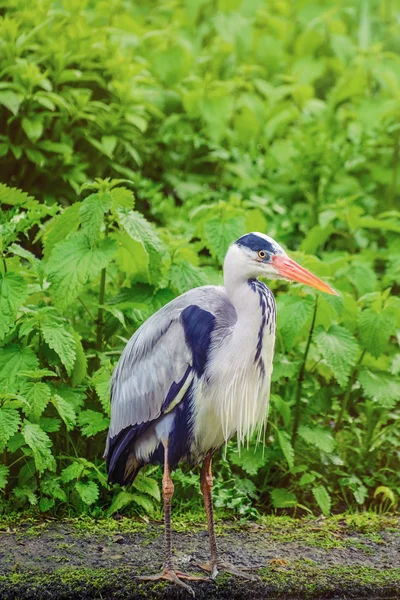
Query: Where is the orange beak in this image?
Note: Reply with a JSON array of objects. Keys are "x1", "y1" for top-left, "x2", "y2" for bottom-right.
[{"x1": 272, "y1": 255, "x2": 338, "y2": 296}]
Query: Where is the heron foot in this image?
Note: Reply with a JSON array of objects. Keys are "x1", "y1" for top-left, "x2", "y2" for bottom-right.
[
  {"x1": 196, "y1": 559, "x2": 261, "y2": 581},
  {"x1": 137, "y1": 567, "x2": 208, "y2": 597}
]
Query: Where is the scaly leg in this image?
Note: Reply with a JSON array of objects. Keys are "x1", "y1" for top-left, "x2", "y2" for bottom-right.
[
  {"x1": 137, "y1": 442, "x2": 207, "y2": 596},
  {"x1": 198, "y1": 453, "x2": 259, "y2": 580}
]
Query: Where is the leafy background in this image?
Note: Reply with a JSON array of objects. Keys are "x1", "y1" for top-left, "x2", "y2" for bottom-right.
[{"x1": 0, "y1": 0, "x2": 399, "y2": 519}]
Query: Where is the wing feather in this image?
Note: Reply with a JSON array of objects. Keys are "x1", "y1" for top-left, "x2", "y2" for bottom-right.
[{"x1": 105, "y1": 285, "x2": 236, "y2": 456}]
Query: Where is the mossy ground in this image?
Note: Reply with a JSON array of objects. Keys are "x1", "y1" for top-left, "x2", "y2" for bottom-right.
[{"x1": 0, "y1": 513, "x2": 399, "y2": 599}]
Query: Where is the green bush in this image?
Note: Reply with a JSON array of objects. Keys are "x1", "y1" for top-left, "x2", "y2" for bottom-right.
[{"x1": 0, "y1": 0, "x2": 399, "y2": 518}]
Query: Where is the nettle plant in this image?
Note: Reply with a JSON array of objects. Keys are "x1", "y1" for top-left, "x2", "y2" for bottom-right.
[{"x1": 0, "y1": 180, "x2": 172, "y2": 514}]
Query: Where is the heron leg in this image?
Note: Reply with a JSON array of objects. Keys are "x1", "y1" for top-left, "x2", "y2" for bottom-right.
[
  {"x1": 137, "y1": 442, "x2": 208, "y2": 596},
  {"x1": 198, "y1": 453, "x2": 260, "y2": 581}
]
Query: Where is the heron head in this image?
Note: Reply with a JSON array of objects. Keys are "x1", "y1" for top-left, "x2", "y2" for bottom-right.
[{"x1": 233, "y1": 232, "x2": 337, "y2": 295}]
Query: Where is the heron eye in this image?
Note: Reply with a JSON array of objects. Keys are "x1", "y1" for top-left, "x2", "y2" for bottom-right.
[{"x1": 258, "y1": 250, "x2": 267, "y2": 259}]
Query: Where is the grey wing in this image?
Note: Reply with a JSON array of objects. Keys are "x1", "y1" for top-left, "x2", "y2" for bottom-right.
[{"x1": 105, "y1": 285, "x2": 236, "y2": 453}]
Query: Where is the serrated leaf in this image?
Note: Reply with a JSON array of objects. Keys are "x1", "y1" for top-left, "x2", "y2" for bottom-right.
[
  {"x1": 42, "y1": 203, "x2": 81, "y2": 258},
  {"x1": 116, "y1": 209, "x2": 168, "y2": 284},
  {"x1": 0, "y1": 464, "x2": 9, "y2": 490},
  {"x1": 170, "y1": 261, "x2": 208, "y2": 294},
  {"x1": 229, "y1": 446, "x2": 266, "y2": 476},
  {"x1": 203, "y1": 217, "x2": 245, "y2": 263},
  {"x1": 22, "y1": 422, "x2": 55, "y2": 474},
  {"x1": 42, "y1": 476, "x2": 67, "y2": 501},
  {"x1": 51, "y1": 394, "x2": 77, "y2": 430},
  {"x1": 315, "y1": 325, "x2": 358, "y2": 387},
  {"x1": 46, "y1": 232, "x2": 116, "y2": 307},
  {"x1": 277, "y1": 295, "x2": 314, "y2": 351},
  {"x1": 79, "y1": 192, "x2": 112, "y2": 244},
  {"x1": 132, "y1": 475, "x2": 161, "y2": 501},
  {"x1": 359, "y1": 369, "x2": 400, "y2": 408},
  {"x1": 127, "y1": 492, "x2": 155, "y2": 514},
  {"x1": 92, "y1": 367, "x2": 111, "y2": 416},
  {"x1": 270, "y1": 488, "x2": 297, "y2": 508},
  {"x1": 271, "y1": 394, "x2": 291, "y2": 428},
  {"x1": 20, "y1": 381, "x2": 51, "y2": 420},
  {"x1": 110, "y1": 187, "x2": 134, "y2": 212},
  {"x1": 0, "y1": 347, "x2": 38, "y2": 390},
  {"x1": 75, "y1": 480, "x2": 99, "y2": 505},
  {"x1": 39, "y1": 497, "x2": 55, "y2": 512},
  {"x1": 39, "y1": 417, "x2": 61, "y2": 433},
  {"x1": 359, "y1": 308, "x2": 396, "y2": 358},
  {"x1": 78, "y1": 409, "x2": 109, "y2": 437},
  {"x1": 107, "y1": 490, "x2": 137, "y2": 516},
  {"x1": 61, "y1": 462, "x2": 84, "y2": 483},
  {"x1": 71, "y1": 332, "x2": 87, "y2": 387},
  {"x1": 277, "y1": 430, "x2": 294, "y2": 469},
  {"x1": 312, "y1": 485, "x2": 331, "y2": 516},
  {"x1": 0, "y1": 408, "x2": 21, "y2": 451},
  {"x1": 0, "y1": 183, "x2": 37, "y2": 207},
  {"x1": 0, "y1": 272, "x2": 27, "y2": 340},
  {"x1": 299, "y1": 473, "x2": 316, "y2": 486},
  {"x1": 42, "y1": 324, "x2": 76, "y2": 374},
  {"x1": 298, "y1": 426, "x2": 335, "y2": 453}
]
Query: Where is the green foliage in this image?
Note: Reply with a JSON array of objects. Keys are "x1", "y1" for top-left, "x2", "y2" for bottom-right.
[{"x1": 0, "y1": 0, "x2": 399, "y2": 519}]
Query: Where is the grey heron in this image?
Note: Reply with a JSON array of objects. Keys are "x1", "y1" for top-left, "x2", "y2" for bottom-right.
[{"x1": 105, "y1": 232, "x2": 336, "y2": 594}]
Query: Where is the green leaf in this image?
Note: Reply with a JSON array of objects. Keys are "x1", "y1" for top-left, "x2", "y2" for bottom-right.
[
  {"x1": 0, "y1": 464, "x2": 9, "y2": 490},
  {"x1": 277, "y1": 430, "x2": 294, "y2": 469},
  {"x1": 359, "y1": 308, "x2": 396, "y2": 358},
  {"x1": 75, "y1": 480, "x2": 99, "y2": 505},
  {"x1": 271, "y1": 394, "x2": 291, "y2": 428},
  {"x1": 0, "y1": 408, "x2": 21, "y2": 451},
  {"x1": 359, "y1": 369, "x2": 400, "y2": 408},
  {"x1": 132, "y1": 475, "x2": 161, "y2": 501},
  {"x1": 0, "y1": 272, "x2": 27, "y2": 340},
  {"x1": 203, "y1": 217, "x2": 245, "y2": 263},
  {"x1": 170, "y1": 261, "x2": 208, "y2": 294},
  {"x1": 21, "y1": 116, "x2": 44, "y2": 142},
  {"x1": 277, "y1": 295, "x2": 314, "y2": 351},
  {"x1": 46, "y1": 232, "x2": 116, "y2": 307},
  {"x1": 110, "y1": 187, "x2": 134, "y2": 212},
  {"x1": 315, "y1": 325, "x2": 359, "y2": 387},
  {"x1": 78, "y1": 409, "x2": 109, "y2": 437},
  {"x1": 116, "y1": 209, "x2": 168, "y2": 284},
  {"x1": 22, "y1": 422, "x2": 55, "y2": 474},
  {"x1": 79, "y1": 192, "x2": 112, "y2": 244},
  {"x1": 0, "y1": 183, "x2": 37, "y2": 207},
  {"x1": 39, "y1": 497, "x2": 55, "y2": 512},
  {"x1": 51, "y1": 394, "x2": 77, "y2": 430},
  {"x1": 0, "y1": 90, "x2": 23, "y2": 115},
  {"x1": 71, "y1": 332, "x2": 88, "y2": 387},
  {"x1": 125, "y1": 492, "x2": 155, "y2": 514},
  {"x1": 298, "y1": 426, "x2": 335, "y2": 453},
  {"x1": 312, "y1": 485, "x2": 331, "y2": 516},
  {"x1": 43, "y1": 203, "x2": 81, "y2": 258},
  {"x1": 61, "y1": 462, "x2": 84, "y2": 483},
  {"x1": 229, "y1": 446, "x2": 266, "y2": 476},
  {"x1": 20, "y1": 381, "x2": 51, "y2": 420},
  {"x1": 270, "y1": 488, "x2": 297, "y2": 508},
  {"x1": 0, "y1": 346, "x2": 38, "y2": 390},
  {"x1": 107, "y1": 490, "x2": 138, "y2": 516},
  {"x1": 42, "y1": 324, "x2": 76, "y2": 374},
  {"x1": 299, "y1": 473, "x2": 316, "y2": 486}
]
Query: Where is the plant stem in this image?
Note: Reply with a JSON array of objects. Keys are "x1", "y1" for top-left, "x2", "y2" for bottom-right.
[
  {"x1": 335, "y1": 350, "x2": 366, "y2": 431},
  {"x1": 78, "y1": 297, "x2": 95, "y2": 321},
  {"x1": 292, "y1": 296, "x2": 318, "y2": 446}
]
